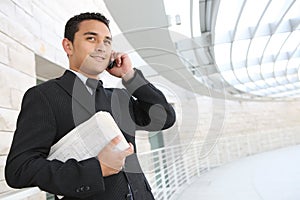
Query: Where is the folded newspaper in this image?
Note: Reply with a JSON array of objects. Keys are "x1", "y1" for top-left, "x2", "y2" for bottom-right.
[{"x1": 47, "y1": 111, "x2": 130, "y2": 162}]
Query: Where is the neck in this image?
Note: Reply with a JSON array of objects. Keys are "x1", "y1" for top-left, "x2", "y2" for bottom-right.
[
  {"x1": 78, "y1": 70, "x2": 99, "y2": 80},
  {"x1": 70, "y1": 67, "x2": 99, "y2": 80}
]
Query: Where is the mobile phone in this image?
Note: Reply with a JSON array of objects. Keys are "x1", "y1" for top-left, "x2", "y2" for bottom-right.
[{"x1": 107, "y1": 60, "x2": 116, "y2": 69}]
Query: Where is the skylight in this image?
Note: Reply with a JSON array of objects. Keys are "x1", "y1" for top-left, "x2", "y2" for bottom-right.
[{"x1": 214, "y1": 0, "x2": 300, "y2": 98}]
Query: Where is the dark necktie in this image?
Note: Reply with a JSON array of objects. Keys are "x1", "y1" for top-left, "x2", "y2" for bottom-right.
[
  {"x1": 86, "y1": 78, "x2": 109, "y2": 112},
  {"x1": 87, "y1": 79, "x2": 134, "y2": 199}
]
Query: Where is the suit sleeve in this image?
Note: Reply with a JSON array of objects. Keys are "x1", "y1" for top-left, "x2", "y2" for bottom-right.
[
  {"x1": 122, "y1": 69, "x2": 176, "y2": 131},
  {"x1": 5, "y1": 87, "x2": 105, "y2": 199}
]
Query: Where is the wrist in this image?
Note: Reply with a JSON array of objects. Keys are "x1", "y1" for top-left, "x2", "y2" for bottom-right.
[{"x1": 122, "y1": 68, "x2": 135, "y2": 82}]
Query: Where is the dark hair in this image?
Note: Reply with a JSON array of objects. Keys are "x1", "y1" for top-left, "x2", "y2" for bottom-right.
[{"x1": 64, "y1": 12, "x2": 110, "y2": 43}]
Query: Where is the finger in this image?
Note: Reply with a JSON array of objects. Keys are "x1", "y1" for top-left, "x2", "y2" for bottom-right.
[
  {"x1": 106, "y1": 136, "x2": 121, "y2": 149},
  {"x1": 110, "y1": 50, "x2": 115, "y2": 61},
  {"x1": 123, "y1": 143, "x2": 134, "y2": 157},
  {"x1": 115, "y1": 53, "x2": 124, "y2": 67}
]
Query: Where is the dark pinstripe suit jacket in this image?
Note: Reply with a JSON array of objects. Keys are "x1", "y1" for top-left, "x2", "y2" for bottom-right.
[{"x1": 5, "y1": 69, "x2": 175, "y2": 200}]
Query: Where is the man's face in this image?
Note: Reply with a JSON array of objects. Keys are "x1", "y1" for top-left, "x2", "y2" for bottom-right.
[{"x1": 68, "y1": 20, "x2": 112, "y2": 78}]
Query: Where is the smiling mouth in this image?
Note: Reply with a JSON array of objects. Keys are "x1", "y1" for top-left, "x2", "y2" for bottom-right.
[{"x1": 90, "y1": 55, "x2": 106, "y2": 62}]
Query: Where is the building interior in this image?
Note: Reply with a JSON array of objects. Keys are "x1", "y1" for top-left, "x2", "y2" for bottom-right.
[{"x1": 0, "y1": 0, "x2": 300, "y2": 199}]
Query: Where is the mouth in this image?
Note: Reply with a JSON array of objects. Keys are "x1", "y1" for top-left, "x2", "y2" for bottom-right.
[{"x1": 89, "y1": 54, "x2": 106, "y2": 62}]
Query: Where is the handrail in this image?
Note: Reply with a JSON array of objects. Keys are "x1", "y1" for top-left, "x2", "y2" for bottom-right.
[
  {"x1": 138, "y1": 128, "x2": 300, "y2": 200},
  {"x1": 1, "y1": 128, "x2": 299, "y2": 200},
  {"x1": 0, "y1": 188, "x2": 42, "y2": 200}
]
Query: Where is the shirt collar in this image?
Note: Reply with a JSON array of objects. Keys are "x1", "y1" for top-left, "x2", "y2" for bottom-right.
[{"x1": 68, "y1": 69, "x2": 98, "y2": 94}]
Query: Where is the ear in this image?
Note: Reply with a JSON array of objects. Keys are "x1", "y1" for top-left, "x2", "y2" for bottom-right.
[{"x1": 62, "y1": 38, "x2": 73, "y2": 56}]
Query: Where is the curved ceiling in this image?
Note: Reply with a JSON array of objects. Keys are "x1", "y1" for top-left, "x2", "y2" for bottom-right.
[
  {"x1": 214, "y1": 0, "x2": 300, "y2": 99},
  {"x1": 104, "y1": 0, "x2": 300, "y2": 100},
  {"x1": 104, "y1": 0, "x2": 225, "y2": 99}
]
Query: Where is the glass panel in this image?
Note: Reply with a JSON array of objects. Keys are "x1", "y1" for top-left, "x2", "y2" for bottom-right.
[
  {"x1": 191, "y1": 0, "x2": 201, "y2": 37},
  {"x1": 221, "y1": 70, "x2": 238, "y2": 83},
  {"x1": 213, "y1": 0, "x2": 300, "y2": 98},
  {"x1": 261, "y1": 62, "x2": 274, "y2": 74},
  {"x1": 287, "y1": 74, "x2": 299, "y2": 82},
  {"x1": 244, "y1": 82, "x2": 258, "y2": 90},
  {"x1": 274, "y1": 60, "x2": 288, "y2": 72},
  {"x1": 287, "y1": 57, "x2": 300, "y2": 70},
  {"x1": 281, "y1": 30, "x2": 300, "y2": 53},
  {"x1": 248, "y1": 36, "x2": 270, "y2": 60},
  {"x1": 285, "y1": 83, "x2": 295, "y2": 90},
  {"x1": 214, "y1": 43, "x2": 232, "y2": 70},
  {"x1": 251, "y1": 89, "x2": 269, "y2": 96},
  {"x1": 163, "y1": 0, "x2": 191, "y2": 37},
  {"x1": 215, "y1": 0, "x2": 245, "y2": 33},
  {"x1": 234, "y1": 84, "x2": 247, "y2": 92},
  {"x1": 265, "y1": 78, "x2": 278, "y2": 87},
  {"x1": 232, "y1": 39, "x2": 250, "y2": 68},
  {"x1": 235, "y1": 0, "x2": 269, "y2": 40},
  {"x1": 275, "y1": 77, "x2": 288, "y2": 84},
  {"x1": 260, "y1": 0, "x2": 294, "y2": 25},
  {"x1": 264, "y1": 32, "x2": 290, "y2": 57},
  {"x1": 234, "y1": 68, "x2": 251, "y2": 83},
  {"x1": 254, "y1": 80, "x2": 267, "y2": 88},
  {"x1": 282, "y1": 0, "x2": 300, "y2": 20},
  {"x1": 247, "y1": 65, "x2": 261, "y2": 81}
]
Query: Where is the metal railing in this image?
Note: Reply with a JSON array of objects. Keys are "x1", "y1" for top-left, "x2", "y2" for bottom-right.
[
  {"x1": 1, "y1": 128, "x2": 299, "y2": 200},
  {"x1": 138, "y1": 128, "x2": 300, "y2": 200}
]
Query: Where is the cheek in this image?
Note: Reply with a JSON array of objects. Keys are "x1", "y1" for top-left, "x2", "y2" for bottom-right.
[
  {"x1": 75, "y1": 46, "x2": 92, "y2": 61},
  {"x1": 105, "y1": 45, "x2": 112, "y2": 54}
]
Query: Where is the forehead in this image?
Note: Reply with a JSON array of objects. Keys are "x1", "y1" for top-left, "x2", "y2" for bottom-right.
[{"x1": 77, "y1": 19, "x2": 111, "y2": 36}]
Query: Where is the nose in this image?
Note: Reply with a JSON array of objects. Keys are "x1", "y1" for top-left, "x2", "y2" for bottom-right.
[{"x1": 95, "y1": 42, "x2": 105, "y2": 53}]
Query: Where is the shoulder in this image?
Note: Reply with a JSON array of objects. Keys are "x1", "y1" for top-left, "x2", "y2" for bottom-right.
[
  {"x1": 31, "y1": 70, "x2": 72, "y2": 92},
  {"x1": 29, "y1": 79, "x2": 58, "y2": 93},
  {"x1": 24, "y1": 74, "x2": 67, "y2": 101}
]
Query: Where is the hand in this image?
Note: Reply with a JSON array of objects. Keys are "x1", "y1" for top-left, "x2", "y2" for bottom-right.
[
  {"x1": 106, "y1": 51, "x2": 135, "y2": 80},
  {"x1": 96, "y1": 136, "x2": 134, "y2": 177}
]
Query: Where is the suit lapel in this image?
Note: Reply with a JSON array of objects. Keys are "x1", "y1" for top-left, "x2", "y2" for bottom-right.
[{"x1": 56, "y1": 70, "x2": 95, "y2": 115}]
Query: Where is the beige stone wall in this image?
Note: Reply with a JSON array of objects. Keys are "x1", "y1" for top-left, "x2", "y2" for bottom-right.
[
  {"x1": 0, "y1": 0, "x2": 115, "y2": 199},
  {"x1": 141, "y1": 76, "x2": 300, "y2": 156},
  {"x1": 0, "y1": 28, "x2": 36, "y2": 198}
]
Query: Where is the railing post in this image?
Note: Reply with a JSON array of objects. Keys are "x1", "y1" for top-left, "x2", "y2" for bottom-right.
[
  {"x1": 171, "y1": 147, "x2": 179, "y2": 189},
  {"x1": 158, "y1": 150, "x2": 167, "y2": 200},
  {"x1": 192, "y1": 144, "x2": 200, "y2": 176}
]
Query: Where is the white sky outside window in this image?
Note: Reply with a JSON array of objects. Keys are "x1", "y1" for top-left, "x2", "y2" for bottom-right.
[
  {"x1": 163, "y1": 0, "x2": 191, "y2": 38},
  {"x1": 191, "y1": 0, "x2": 201, "y2": 38},
  {"x1": 214, "y1": 43, "x2": 231, "y2": 68}
]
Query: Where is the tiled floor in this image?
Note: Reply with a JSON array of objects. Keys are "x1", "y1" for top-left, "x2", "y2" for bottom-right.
[{"x1": 176, "y1": 145, "x2": 300, "y2": 200}]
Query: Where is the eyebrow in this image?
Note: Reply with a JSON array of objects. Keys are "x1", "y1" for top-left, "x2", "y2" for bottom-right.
[{"x1": 83, "y1": 32, "x2": 112, "y2": 41}]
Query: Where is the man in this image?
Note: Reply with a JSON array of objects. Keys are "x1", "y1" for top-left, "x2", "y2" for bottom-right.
[{"x1": 5, "y1": 12, "x2": 176, "y2": 200}]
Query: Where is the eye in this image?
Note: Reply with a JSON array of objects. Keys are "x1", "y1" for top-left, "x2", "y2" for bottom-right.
[
  {"x1": 87, "y1": 37, "x2": 96, "y2": 41},
  {"x1": 104, "y1": 39, "x2": 111, "y2": 45}
]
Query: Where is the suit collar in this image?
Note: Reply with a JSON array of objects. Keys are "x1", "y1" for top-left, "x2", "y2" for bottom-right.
[{"x1": 56, "y1": 70, "x2": 96, "y2": 115}]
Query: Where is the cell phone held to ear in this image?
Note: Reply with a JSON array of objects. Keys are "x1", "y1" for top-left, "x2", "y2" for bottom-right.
[{"x1": 107, "y1": 60, "x2": 116, "y2": 69}]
